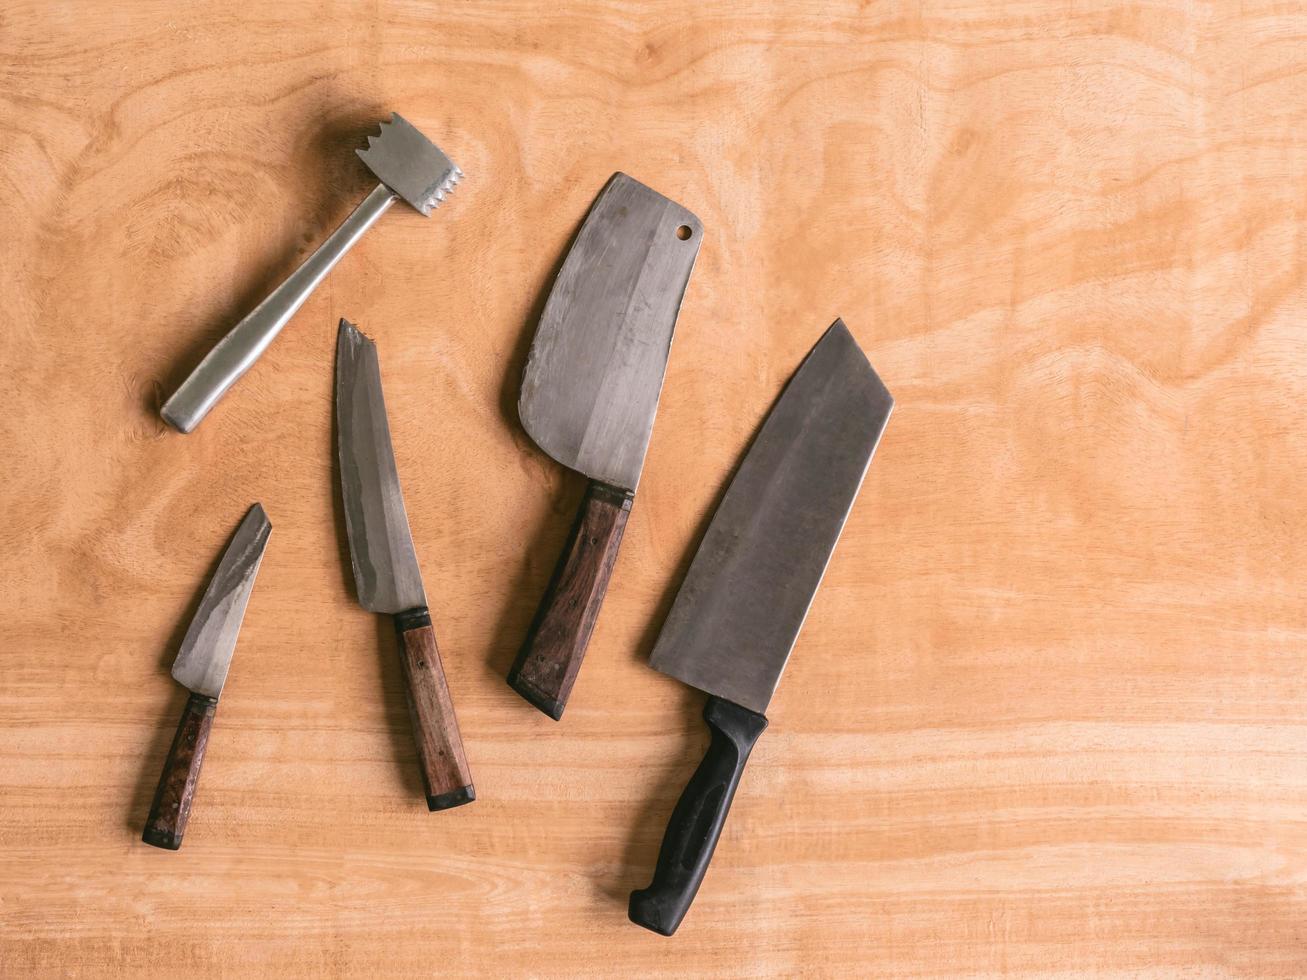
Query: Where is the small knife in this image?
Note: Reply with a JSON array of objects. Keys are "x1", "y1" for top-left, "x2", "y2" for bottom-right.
[
  {"x1": 335, "y1": 318, "x2": 474, "y2": 811},
  {"x1": 627, "y1": 320, "x2": 893, "y2": 935},
  {"x1": 161, "y1": 114, "x2": 463, "y2": 433},
  {"x1": 509, "y1": 173, "x2": 703, "y2": 720},
  {"x1": 143, "y1": 503, "x2": 271, "y2": 850}
]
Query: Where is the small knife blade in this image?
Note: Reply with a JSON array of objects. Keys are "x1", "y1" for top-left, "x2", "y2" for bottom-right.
[
  {"x1": 334, "y1": 319, "x2": 474, "y2": 812},
  {"x1": 508, "y1": 173, "x2": 703, "y2": 720},
  {"x1": 171, "y1": 503, "x2": 272, "y2": 698},
  {"x1": 143, "y1": 503, "x2": 271, "y2": 850},
  {"x1": 628, "y1": 320, "x2": 893, "y2": 936}
]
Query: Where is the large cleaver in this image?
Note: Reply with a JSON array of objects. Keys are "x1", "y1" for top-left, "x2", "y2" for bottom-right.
[
  {"x1": 628, "y1": 321, "x2": 893, "y2": 935},
  {"x1": 508, "y1": 173, "x2": 703, "y2": 720}
]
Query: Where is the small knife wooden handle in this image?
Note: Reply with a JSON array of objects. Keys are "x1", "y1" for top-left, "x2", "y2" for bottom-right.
[
  {"x1": 508, "y1": 480, "x2": 633, "y2": 720},
  {"x1": 393, "y1": 608, "x2": 475, "y2": 811},
  {"x1": 628, "y1": 696, "x2": 768, "y2": 936},
  {"x1": 143, "y1": 691, "x2": 218, "y2": 850}
]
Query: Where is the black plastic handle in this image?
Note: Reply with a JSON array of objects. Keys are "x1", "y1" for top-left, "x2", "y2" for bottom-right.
[{"x1": 628, "y1": 696, "x2": 768, "y2": 936}]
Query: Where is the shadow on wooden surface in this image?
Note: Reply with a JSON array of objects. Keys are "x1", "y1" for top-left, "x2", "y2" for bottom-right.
[
  {"x1": 483, "y1": 472, "x2": 585, "y2": 689},
  {"x1": 328, "y1": 343, "x2": 360, "y2": 605},
  {"x1": 602, "y1": 685, "x2": 707, "y2": 906}
]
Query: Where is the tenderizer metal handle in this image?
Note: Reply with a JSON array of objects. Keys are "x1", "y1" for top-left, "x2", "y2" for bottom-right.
[{"x1": 161, "y1": 182, "x2": 397, "y2": 433}]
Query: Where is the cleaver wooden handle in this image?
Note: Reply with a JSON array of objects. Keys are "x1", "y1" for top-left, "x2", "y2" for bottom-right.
[
  {"x1": 393, "y1": 608, "x2": 475, "y2": 811},
  {"x1": 508, "y1": 480, "x2": 632, "y2": 720},
  {"x1": 143, "y1": 691, "x2": 218, "y2": 850}
]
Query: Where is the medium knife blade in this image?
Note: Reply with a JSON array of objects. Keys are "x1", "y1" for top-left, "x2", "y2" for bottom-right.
[
  {"x1": 336, "y1": 318, "x2": 426, "y2": 615},
  {"x1": 171, "y1": 502, "x2": 272, "y2": 699},
  {"x1": 519, "y1": 172, "x2": 702, "y2": 492},
  {"x1": 648, "y1": 319, "x2": 893, "y2": 713},
  {"x1": 629, "y1": 320, "x2": 893, "y2": 936}
]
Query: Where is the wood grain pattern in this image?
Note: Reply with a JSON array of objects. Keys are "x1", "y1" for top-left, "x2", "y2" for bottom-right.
[
  {"x1": 393, "y1": 612, "x2": 475, "y2": 810},
  {"x1": 142, "y1": 692, "x2": 218, "y2": 850},
  {"x1": 4, "y1": 0, "x2": 1307, "y2": 976},
  {"x1": 509, "y1": 480, "x2": 633, "y2": 719}
]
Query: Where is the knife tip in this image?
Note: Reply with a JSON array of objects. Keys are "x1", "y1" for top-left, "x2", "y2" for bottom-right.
[
  {"x1": 336, "y1": 317, "x2": 375, "y2": 350},
  {"x1": 247, "y1": 501, "x2": 271, "y2": 532}
]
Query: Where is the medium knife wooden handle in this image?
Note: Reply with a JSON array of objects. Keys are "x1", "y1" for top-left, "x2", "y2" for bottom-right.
[
  {"x1": 143, "y1": 691, "x2": 218, "y2": 850},
  {"x1": 508, "y1": 480, "x2": 633, "y2": 720},
  {"x1": 628, "y1": 696, "x2": 768, "y2": 936},
  {"x1": 393, "y1": 608, "x2": 475, "y2": 811}
]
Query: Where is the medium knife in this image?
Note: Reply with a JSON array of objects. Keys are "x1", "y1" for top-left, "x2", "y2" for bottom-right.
[
  {"x1": 627, "y1": 320, "x2": 893, "y2": 935},
  {"x1": 508, "y1": 172, "x2": 703, "y2": 720},
  {"x1": 336, "y1": 318, "x2": 474, "y2": 811},
  {"x1": 143, "y1": 503, "x2": 272, "y2": 850}
]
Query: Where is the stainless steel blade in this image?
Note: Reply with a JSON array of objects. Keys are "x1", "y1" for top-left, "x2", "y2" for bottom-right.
[
  {"x1": 171, "y1": 503, "x2": 272, "y2": 699},
  {"x1": 647, "y1": 320, "x2": 893, "y2": 714},
  {"x1": 519, "y1": 173, "x2": 702, "y2": 491},
  {"x1": 336, "y1": 319, "x2": 427, "y2": 615},
  {"x1": 357, "y1": 113, "x2": 462, "y2": 216}
]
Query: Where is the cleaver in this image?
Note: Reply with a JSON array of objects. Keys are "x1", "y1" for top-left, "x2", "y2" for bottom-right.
[
  {"x1": 508, "y1": 173, "x2": 703, "y2": 720},
  {"x1": 628, "y1": 320, "x2": 893, "y2": 935}
]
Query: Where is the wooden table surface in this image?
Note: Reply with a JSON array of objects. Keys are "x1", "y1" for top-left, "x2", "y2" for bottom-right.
[{"x1": 5, "y1": 1, "x2": 1307, "y2": 976}]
